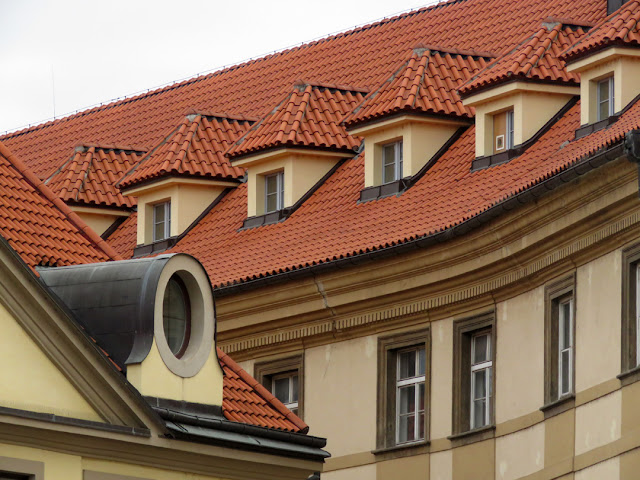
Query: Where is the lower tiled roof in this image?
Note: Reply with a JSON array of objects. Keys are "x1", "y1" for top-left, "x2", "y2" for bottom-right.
[
  {"x1": 218, "y1": 348, "x2": 307, "y2": 432},
  {"x1": 105, "y1": 95, "x2": 634, "y2": 289},
  {"x1": 0, "y1": 141, "x2": 118, "y2": 269},
  {"x1": 105, "y1": 211, "x2": 138, "y2": 259}
]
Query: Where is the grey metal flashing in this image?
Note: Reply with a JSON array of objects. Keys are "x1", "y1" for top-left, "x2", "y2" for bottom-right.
[
  {"x1": 0, "y1": 405, "x2": 150, "y2": 437},
  {"x1": 214, "y1": 141, "x2": 626, "y2": 297},
  {"x1": 145, "y1": 396, "x2": 224, "y2": 420}
]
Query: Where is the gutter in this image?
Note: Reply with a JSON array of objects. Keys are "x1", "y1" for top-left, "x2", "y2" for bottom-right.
[{"x1": 214, "y1": 141, "x2": 626, "y2": 297}]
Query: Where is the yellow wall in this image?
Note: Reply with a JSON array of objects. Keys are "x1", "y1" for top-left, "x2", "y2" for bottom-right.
[
  {"x1": 574, "y1": 390, "x2": 621, "y2": 456},
  {"x1": 0, "y1": 299, "x2": 101, "y2": 422},
  {"x1": 234, "y1": 150, "x2": 340, "y2": 218},
  {"x1": 567, "y1": 49, "x2": 640, "y2": 125},
  {"x1": 350, "y1": 116, "x2": 461, "y2": 187},
  {"x1": 126, "y1": 339, "x2": 223, "y2": 406},
  {"x1": 495, "y1": 424, "x2": 545, "y2": 480},
  {"x1": 496, "y1": 286, "x2": 545, "y2": 423},
  {"x1": 128, "y1": 180, "x2": 227, "y2": 245},
  {"x1": 304, "y1": 336, "x2": 377, "y2": 455},
  {"x1": 71, "y1": 207, "x2": 128, "y2": 237},
  {"x1": 430, "y1": 317, "x2": 453, "y2": 439}
]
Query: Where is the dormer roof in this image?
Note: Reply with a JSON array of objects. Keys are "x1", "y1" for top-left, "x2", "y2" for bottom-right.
[
  {"x1": 343, "y1": 46, "x2": 494, "y2": 128},
  {"x1": 0, "y1": 141, "x2": 118, "y2": 268},
  {"x1": 45, "y1": 143, "x2": 143, "y2": 209},
  {"x1": 561, "y1": 0, "x2": 640, "y2": 63},
  {"x1": 226, "y1": 81, "x2": 367, "y2": 160},
  {"x1": 119, "y1": 112, "x2": 254, "y2": 191},
  {"x1": 459, "y1": 21, "x2": 589, "y2": 97}
]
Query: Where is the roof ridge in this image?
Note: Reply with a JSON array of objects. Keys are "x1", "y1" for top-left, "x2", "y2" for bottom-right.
[
  {"x1": 524, "y1": 24, "x2": 563, "y2": 76},
  {"x1": 416, "y1": 43, "x2": 496, "y2": 58},
  {"x1": 216, "y1": 348, "x2": 309, "y2": 433},
  {"x1": 171, "y1": 114, "x2": 201, "y2": 174},
  {"x1": 0, "y1": 142, "x2": 122, "y2": 264},
  {"x1": 185, "y1": 109, "x2": 260, "y2": 123},
  {"x1": 74, "y1": 143, "x2": 147, "y2": 154},
  {"x1": 0, "y1": 1, "x2": 465, "y2": 140}
]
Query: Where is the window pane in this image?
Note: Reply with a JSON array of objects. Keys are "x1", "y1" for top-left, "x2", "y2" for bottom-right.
[
  {"x1": 266, "y1": 193, "x2": 277, "y2": 213},
  {"x1": 154, "y1": 221, "x2": 165, "y2": 241},
  {"x1": 473, "y1": 334, "x2": 488, "y2": 364},
  {"x1": 418, "y1": 412, "x2": 425, "y2": 440},
  {"x1": 399, "y1": 385, "x2": 416, "y2": 415},
  {"x1": 154, "y1": 202, "x2": 165, "y2": 221},
  {"x1": 599, "y1": 100, "x2": 610, "y2": 122},
  {"x1": 561, "y1": 302, "x2": 571, "y2": 348},
  {"x1": 599, "y1": 79, "x2": 610, "y2": 103},
  {"x1": 291, "y1": 374, "x2": 299, "y2": 402},
  {"x1": 473, "y1": 399, "x2": 486, "y2": 428},
  {"x1": 398, "y1": 414, "x2": 415, "y2": 443},
  {"x1": 163, "y1": 278, "x2": 188, "y2": 356},
  {"x1": 418, "y1": 382, "x2": 425, "y2": 410},
  {"x1": 274, "y1": 377, "x2": 290, "y2": 404},
  {"x1": 417, "y1": 347, "x2": 426, "y2": 376},
  {"x1": 473, "y1": 369, "x2": 486, "y2": 400},
  {"x1": 384, "y1": 162, "x2": 396, "y2": 183},
  {"x1": 399, "y1": 350, "x2": 416, "y2": 379},
  {"x1": 265, "y1": 174, "x2": 278, "y2": 195},
  {"x1": 561, "y1": 350, "x2": 570, "y2": 394},
  {"x1": 383, "y1": 144, "x2": 396, "y2": 165}
]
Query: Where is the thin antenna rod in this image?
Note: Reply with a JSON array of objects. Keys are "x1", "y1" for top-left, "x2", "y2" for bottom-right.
[{"x1": 51, "y1": 64, "x2": 56, "y2": 119}]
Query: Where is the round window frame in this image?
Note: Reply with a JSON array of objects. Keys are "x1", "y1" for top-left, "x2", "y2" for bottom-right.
[
  {"x1": 153, "y1": 255, "x2": 214, "y2": 377},
  {"x1": 162, "y1": 275, "x2": 192, "y2": 359}
]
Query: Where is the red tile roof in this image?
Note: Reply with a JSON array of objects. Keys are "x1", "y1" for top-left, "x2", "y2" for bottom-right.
[
  {"x1": 0, "y1": 142, "x2": 120, "y2": 269},
  {"x1": 119, "y1": 113, "x2": 253, "y2": 190},
  {"x1": 218, "y1": 348, "x2": 307, "y2": 433},
  {"x1": 460, "y1": 22, "x2": 587, "y2": 97},
  {"x1": 44, "y1": 144, "x2": 143, "y2": 209},
  {"x1": 117, "y1": 94, "x2": 631, "y2": 289},
  {"x1": 1, "y1": 0, "x2": 606, "y2": 180},
  {"x1": 105, "y1": 211, "x2": 138, "y2": 259},
  {"x1": 562, "y1": 0, "x2": 640, "y2": 63},
  {"x1": 343, "y1": 46, "x2": 492, "y2": 127},
  {"x1": 226, "y1": 82, "x2": 367, "y2": 159}
]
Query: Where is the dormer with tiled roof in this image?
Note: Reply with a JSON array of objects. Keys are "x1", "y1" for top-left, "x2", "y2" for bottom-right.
[
  {"x1": 562, "y1": 1, "x2": 640, "y2": 130},
  {"x1": 44, "y1": 143, "x2": 143, "y2": 236},
  {"x1": 226, "y1": 81, "x2": 366, "y2": 227},
  {"x1": 118, "y1": 112, "x2": 254, "y2": 251},
  {"x1": 460, "y1": 20, "x2": 586, "y2": 163},
  {"x1": 343, "y1": 45, "x2": 492, "y2": 198}
]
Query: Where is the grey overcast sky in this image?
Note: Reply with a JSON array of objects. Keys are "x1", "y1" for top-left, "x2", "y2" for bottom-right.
[{"x1": 0, "y1": 0, "x2": 440, "y2": 134}]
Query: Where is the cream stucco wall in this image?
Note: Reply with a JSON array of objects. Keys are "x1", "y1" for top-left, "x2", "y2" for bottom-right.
[
  {"x1": 324, "y1": 464, "x2": 376, "y2": 480},
  {"x1": 0, "y1": 299, "x2": 102, "y2": 422},
  {"x1": 236, "y1": 150, "x2": 340, "y2": 218},
  {"x1": 72, "y1": 207, "x2": 129, "y2": 236},
  {"x1": 574, "y1": 390, "x2": 621, "y2": 456},
  {"x1": 351, "y1": 117, "x2": 460, "y2": 187},
  {"x1": 127, "y1": 339, "x2": 223, "y2": 406},
  {"x1": 496, "y1": 286, "x2": 545, "y2": 423},
  {"x1": 127, "y1": 180, "x2": 228, "y2": 245},
  {"x1": 430, "y1": 317, "x2": 453, "y2": 439},
  {"x1": 0, "y1": 443, "x2": 83, "y2": 480},
  {"x1": 429, "y1": 450, "x2": 451, "y2": 480},
  {"x1": 575, "y1": 456, "x2": 620, "y2": 480},
  {"x1": 566, "y1": 49, "x2": 640, "y2": 125},
  {"x1": 495, "y1": 423, "x2": 545, "y2": 480},
  {"x1": 304, "y1": 336, "x2": 377, "y2": 456},
  {"x1": 471, "y1": 88, "x2": 574, "y2": 157},
  {"x1": 575, "y1": 250, "x2": 621, "y2": 392}
]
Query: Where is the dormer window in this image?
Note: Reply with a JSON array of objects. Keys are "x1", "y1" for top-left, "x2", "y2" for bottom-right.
[
  {"x1": 382, "y1": 141, "x2": 403, "y2": 184},
  {"x1": 265, "y1": 171, "x2": 284, "y2": 213},
  {"x1": 493, "y1": 110, "x2": 514, "y2": 153},
  {"x1": 153, "y1": 201, "x2": 171, "y2": 241},
  {"x1": 597, "y1": 76, "x2": 615, "y2": 121}
]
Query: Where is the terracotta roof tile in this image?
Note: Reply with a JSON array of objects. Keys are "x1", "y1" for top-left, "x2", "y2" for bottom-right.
[
  {"x1": 562, "y1": 0, "x2": 640, "y2": 63},
  {"x1": 45, "y1": 144, "x2": 143, "y2": 209},
  {"x1": 0, "y1": 141, "x2": 119, "y2": 269},
  {"x1": 226, "y1": 82, "x2": 367, "y2": 159},
  {"x1": 344, "y1": 46, "x2": 493, "y2": 127},
  {"x1": 218, "y1": 348, "x2": 307, "y2": 433},
  {"x1": 119, "y1": 113, "x2": 253, "y2": 190},
  {"x1": 2, "y1": 0, "x2": 606, "y2": 179},
  {"x1": 105, "y1": 211, "x2": 138, "y2": 259},
  {"x1": 460, "y1": 22, "x2": 587, "y2": 96}
]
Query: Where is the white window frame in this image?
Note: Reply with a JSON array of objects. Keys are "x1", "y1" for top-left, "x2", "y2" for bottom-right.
[
  {"x1": 506, "y1": 110, "x2": 515, "y2": 149},
  {"x1": 558, "y1": 298, "x2": 574, "y2": 396},
  {"x1": 395, "y1": 346, "x2": 426, "y2": 444},
  {"x1": 153, "y1": 201, "x2": 171, "y2": 242},
  {"x1": 382, "y1": 140, "x2": 403, "y2": 184},
  {"x1": 470, "y1": 332, "x2": 492, "y2": 430},
  {"x1": 272, "y1": 371, "x2": 299, "y2": 414},
  {"x1": 597, "y1": 76, "x2": 615, "y2": 121},
  {"x1": 264, "y1": 171, "x2": 284, "y2": 213}
]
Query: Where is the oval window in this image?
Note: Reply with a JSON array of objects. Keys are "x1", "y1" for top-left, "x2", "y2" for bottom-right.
[{"x1": 163, "y1": 276, "x2": 190, "y2": 358}]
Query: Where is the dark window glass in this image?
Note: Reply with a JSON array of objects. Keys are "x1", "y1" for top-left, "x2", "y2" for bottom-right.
[{"x1": 163, "y1": 276, "x2": 190, "y2": 357}]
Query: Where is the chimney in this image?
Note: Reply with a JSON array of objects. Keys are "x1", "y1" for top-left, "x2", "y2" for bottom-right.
[{"x1": 608, "y1": 0, "x2": 631, "y2": 14}]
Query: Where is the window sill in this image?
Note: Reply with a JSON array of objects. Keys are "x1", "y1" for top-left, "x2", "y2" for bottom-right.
[
  {"x1": 540, "y1": 394, "x2": 575, "y2": 419},
  {"x1": 359, "y1": 178, "x2": 410, "y2": 203},
  {"x1": 447, "y1": 424, "x2": 495, "y2": 447},
  {"x1": 617, "y1": 365, "x2": 640, "y2": 387},
  {"x1": 132, "y1": 236, "x2": 178, "y2": 257},
  {"x1": 241, "y1": 210, "x2": 288, "y2": 229},
  {"x1": 471, "y1": 149, "x2": 520, "y2": 171},
  {"x1": 372, "y1": 439, "x2": 429, "y2": 461},
  {"x1": 574, "y1": 115, "x2": 619, "y2": 140}
]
